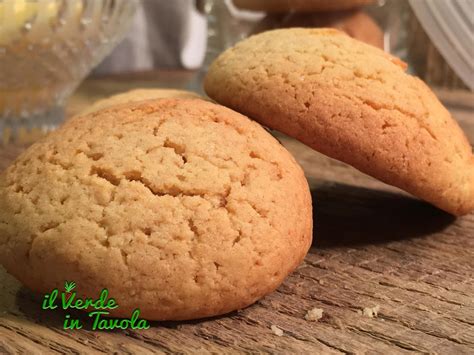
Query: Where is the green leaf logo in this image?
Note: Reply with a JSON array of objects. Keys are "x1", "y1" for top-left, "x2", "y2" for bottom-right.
[{"x1": 64, "y1": 281, "x2": 76, "y2": 293}]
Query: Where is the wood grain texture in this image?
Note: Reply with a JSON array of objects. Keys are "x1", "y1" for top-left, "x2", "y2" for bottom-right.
[{"x1": 0, "y1": 78, "x2": 473, "y2": 354}]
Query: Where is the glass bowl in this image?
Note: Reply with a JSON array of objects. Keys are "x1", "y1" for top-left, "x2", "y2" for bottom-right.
[{"x1": 0, "y1": 0, "x2": 137, "y2": 145}]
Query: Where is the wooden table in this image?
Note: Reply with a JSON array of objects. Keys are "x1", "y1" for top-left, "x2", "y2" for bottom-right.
[{"x1": 1, "y1": 74, "x2": 473, "y2": 354}]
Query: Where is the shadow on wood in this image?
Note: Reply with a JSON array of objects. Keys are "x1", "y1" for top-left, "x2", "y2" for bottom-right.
[
  {"x1": 310, "y1": 181, "x2": 455, "y2": 248},
  {"x1": 10, "y1": 181, "x2": 456, "y2": 331}
]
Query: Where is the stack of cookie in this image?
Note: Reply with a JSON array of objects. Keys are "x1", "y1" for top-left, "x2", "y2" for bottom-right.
[
  {"x1": 233, "y1": 0, "x2": 384, "y2": 49},
  {"x1": 1, "y1": 29, "x2": 472, "y2": 322}
]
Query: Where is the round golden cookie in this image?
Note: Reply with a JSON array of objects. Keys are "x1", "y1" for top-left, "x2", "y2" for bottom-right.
[
  {"x1": 253, "y1": 10, "x2": 384, "y2": 49},
  {"x1": 205, "y1": 29, "x2": 474, "y2": 216},
  {"x1": 81, "y1": 88, "x2": 200, "y2": 115},
  {"x1": 233, "y1": 0, "x2": 375, "y2": 12},
  {"x1": 0, "y1": 98, "x2": 312, "y2": 321}
]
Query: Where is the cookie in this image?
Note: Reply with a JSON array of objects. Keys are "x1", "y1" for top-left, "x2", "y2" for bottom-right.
[
  {"x1": 81, "y1": 88, "x2": 200, "y2": 115},
  {"x1": 252, "y1": 10, "x2": 384, "y2": 49},
  {"x1": 233, "y1": 0, "x2": 375, "y2": 13},
  {"x1": 205, "y1": 29, "x2": 474, "y2": 216},
  {"x1": 0, "y1": 98, "x2": 312, "y2": 320}
]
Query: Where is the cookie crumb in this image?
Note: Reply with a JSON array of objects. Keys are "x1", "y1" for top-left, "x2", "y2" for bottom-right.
[
  {"x1": 362, "y1": 305, "x2": 380, "y2": 318},
  {"x1": 417, "y1": 304, "x2": 429, "y2": 311},
  {"x1": 305, "y1": 308, "x2": 324, "y2": 321},
  {"x1": 269, "y1": 300, "x2": 282, "y2": 311},
  {"x1": 318, "y1": 279, "x2": 325, "y2": 285},
  {"x1": 334, "y1": 318, "x2": 344, "y2": 329},
  {"x1": 271, "y1": 325, "x2": 284, "y2": 336}
]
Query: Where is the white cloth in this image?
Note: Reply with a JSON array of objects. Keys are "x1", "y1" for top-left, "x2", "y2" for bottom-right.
[{"x1": 95, "y1": 0, "x2": 207, "y2": 74}]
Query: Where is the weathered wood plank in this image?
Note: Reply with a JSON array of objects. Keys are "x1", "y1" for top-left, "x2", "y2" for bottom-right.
[{"x1": 0, "y1": 80, "x2": 473, "y2": 354}]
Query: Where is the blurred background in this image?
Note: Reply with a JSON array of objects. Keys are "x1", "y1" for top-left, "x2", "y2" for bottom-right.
[
  {"x1": 0, "y1": 0, "x2": 472, "y2": 145},
  {"x1": 95, "y1": 0, "x2": 473, "y2": 90}
]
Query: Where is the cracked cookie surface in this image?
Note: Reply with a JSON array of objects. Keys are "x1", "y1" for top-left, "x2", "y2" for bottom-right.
[
  {"x1": 0, "y1": 98, "x2": 312, "y2": 320},
  {"x1": 204, "y1": 28, "x2": 474, "y2": 216}
]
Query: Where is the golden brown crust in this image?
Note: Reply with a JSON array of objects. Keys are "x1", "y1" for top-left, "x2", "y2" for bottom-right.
[
  {"x1": 81, "y1": 88, "x2": 200, "y2": 115},
  {"x1": 205, "y1": 29, "x2": 474, "y2": 216},
  {"x1": 0, "y1": 98, "x2": 312, "y2": 320},
  {"x1": 233, "y1": 0, "x2": 375, "y2": 13}
]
